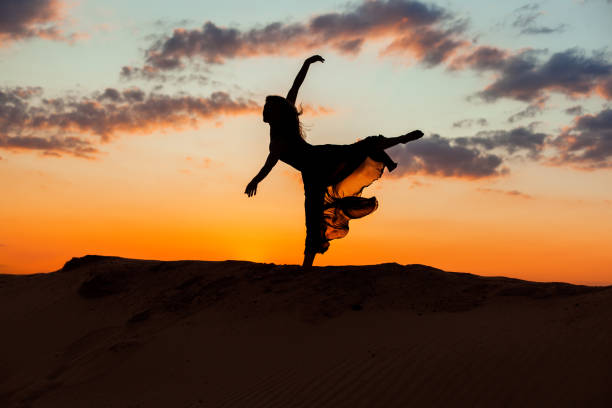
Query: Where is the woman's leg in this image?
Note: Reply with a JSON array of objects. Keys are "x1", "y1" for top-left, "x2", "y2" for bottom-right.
[
  {"x1": 302, "y1": 251, "x2": 316, "y2": 268},
  {"x1": 303, "y1": 180, "x2": 327, "y2": 268},
  {"x1": 374, "y1": 130, "x2": 423, "y2": 150}
]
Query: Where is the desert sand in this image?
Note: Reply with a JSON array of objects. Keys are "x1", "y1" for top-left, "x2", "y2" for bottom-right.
[{"x1": 1, "y1": 255, "x2": 611, "y2": 407}]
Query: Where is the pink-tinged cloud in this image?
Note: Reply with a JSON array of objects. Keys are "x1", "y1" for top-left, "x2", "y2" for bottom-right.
[
  {"x1": 380, "y1": 21, "x2": 469, "y2": 67},
  {"x1": 550, "y1": 108, "x2": 612, "y2": 170},
  {"x1": 0, "y1": 86, "x2": 261, "y2": 158},
  {"x1": 137, "y1": 1, "x2": 612, "y2": 106},
  {"x1": 300, "y1": 104, "x2": 335, "y2": 117},
  {"x1": 0, "y1": 0, "x2": 82, "y2": 46},
  {"x1": 143, "y1": 0, "x2": 466, "y2": 70},
  {"x1": 597, "y1": 78, "x2": 612, "y2": 99}
]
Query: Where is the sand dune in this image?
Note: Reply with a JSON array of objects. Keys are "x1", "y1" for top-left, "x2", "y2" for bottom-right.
[{"x1": 1, "y1": 255, "x2": 611, "y2": 407}]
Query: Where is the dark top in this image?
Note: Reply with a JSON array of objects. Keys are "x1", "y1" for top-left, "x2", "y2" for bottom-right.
[{"x1": 269, "y1": 129, "x2": 312, "y2": 173}]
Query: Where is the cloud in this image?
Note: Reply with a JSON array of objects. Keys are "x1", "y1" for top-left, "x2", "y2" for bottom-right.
[
  {"x1": 120, "y1": 65, "x2": 164, "y2": 81},
  {"x1": 474, "y1": 48, "x2": 612, "y2": 102},
  {"x1": 0, "y1": 86, "x2": 44, "y2": 99},
  {"x1": 564, "y1": 105, "x2": 584, "y2": 116},
  {"x1": 1, "y1": 86, "x2": 260, "y2": 158},
  {"x1": 450, "y1": 45, "x2": 509, "y2": 71},
  {"x1": 597, "y1": 77, "x2": 612, "y2": 99},
  {"x1": 141, "y1": 0, "x2": 468, "y2": 70},
  {"x1": 180, "y1": 155, "x2": 216, "y2": 174},
  {"x1": 379, "y1": 19, "x2": 469, "y2": 67},
  {"x1": 131, "y1": 2, "x2": 612, "y2": 107},
  {"x1": 550, "y1": 108, "x2": 612, "y2": 169},
  {"x1": 408, "y1": 180, "x2": 429, "y2": 189},
  {"x1": 300, "y1": 104, "x2": 335, "y2": 117},
  {"x1": 0, "y1": 0, "x2": 82, "y2": 46},
  {"x1": 454, "y1": 126, "x2": 547, "y2": 158},
  {"x1": 507, "y1": 99, "x2": 545, "y2": 123},
  {"x1": 511, "y1": 4, "x2": 567, "y2": 35},
  {"x1": 0, "y1": 135, "x2": 99, "y2": 158},
  {"x1": 452, "y1": 118, "x2": 488, "y2": 128},
  {"x1": 389, "y1": 134, "x2": 508, "y2": 179},
  {"x1": 185, "y1": 155, "x2": 213, "y2": 168},
  {"x1": 120, "y1": 65, "x2": 210, "y2": 85},
  {"x1": 477, "y1": 187, "x2": 532, "y2": 199}
]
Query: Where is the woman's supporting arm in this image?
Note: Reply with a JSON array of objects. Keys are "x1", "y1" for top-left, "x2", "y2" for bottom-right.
[
  {"x1": 245, "y1": 153, "x2": 279, "y2": 197},
  {"x1": 286, "y1": 55, "x2": 325, "y2": 105}
]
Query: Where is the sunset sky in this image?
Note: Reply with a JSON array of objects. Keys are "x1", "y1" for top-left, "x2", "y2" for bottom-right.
[{"x1": 1, "y1": 0, "x2": 611, "y2": 284}]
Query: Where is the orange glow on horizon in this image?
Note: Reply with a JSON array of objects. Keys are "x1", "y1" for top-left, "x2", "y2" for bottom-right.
[{"x1": 1, "y1": 164, "x2": 610, "y2": 286}]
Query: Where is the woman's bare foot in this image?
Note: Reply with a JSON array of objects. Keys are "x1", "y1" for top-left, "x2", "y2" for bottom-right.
[
  {"x1": 401, "y1": 130, "x2": 423, "y2": 143},
  {"x1": 302, "y1": 251, "x2": 315, "y2": 269}
]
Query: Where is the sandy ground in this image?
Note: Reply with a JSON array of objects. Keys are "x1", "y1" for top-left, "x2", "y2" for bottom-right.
[{"x1": 1, "y1": 255, "x2": 611, "y2": 407}]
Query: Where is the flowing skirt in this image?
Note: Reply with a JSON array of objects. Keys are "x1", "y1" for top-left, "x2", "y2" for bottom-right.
[{"x1": 301, "y1": 135, "x2": 396, "y2": 254}]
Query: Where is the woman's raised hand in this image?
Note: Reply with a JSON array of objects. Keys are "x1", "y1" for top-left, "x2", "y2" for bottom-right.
[{"x1": 305, "y1": 55, "x2": 325, "y2": 64}]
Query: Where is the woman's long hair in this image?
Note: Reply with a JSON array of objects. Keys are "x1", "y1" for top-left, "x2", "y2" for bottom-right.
[{"x1": 265, "y1": 95, "x2": 305, "y2": 142}]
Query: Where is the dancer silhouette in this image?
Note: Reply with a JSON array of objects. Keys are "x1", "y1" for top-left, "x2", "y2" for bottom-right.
[{"x1": 245, "y1": 55, "x2": 423, "y2": 268}]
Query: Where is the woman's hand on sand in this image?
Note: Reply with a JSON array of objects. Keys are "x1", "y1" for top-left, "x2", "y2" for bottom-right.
[
  {"x1": 305, "y1": 55, "x2": 325, "y2": 64},
  {"x1": 245, "y1": 180, "x2": 258, "y2": 197}
]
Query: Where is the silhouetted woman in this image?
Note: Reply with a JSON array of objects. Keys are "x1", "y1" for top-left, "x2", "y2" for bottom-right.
[{"x1": 245, "y1": 55, "x2": 423, "y2": 268}]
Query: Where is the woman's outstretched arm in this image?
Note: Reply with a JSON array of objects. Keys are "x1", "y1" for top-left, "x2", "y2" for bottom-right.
[
  {"x1": 286, "y1": 55, "x2": 325, "y2": 105},
  {"x1": 245, "y1": 152, "x2": 279, "y2": 197}
]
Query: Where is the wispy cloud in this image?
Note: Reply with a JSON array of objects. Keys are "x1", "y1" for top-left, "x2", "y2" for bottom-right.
[
  {"x1": 511, "y1": 4, "x2": 568, "y2": 35},
  {"x1": 477, "y1": 187, "x2": 532, "y2": 199},
  {"x1": 452, "y1": 118, "x2": 489, "y2": 128},
  {"x1": 507, "y1": 98, "x2": 547, "y2": 123},
  {"x1": 120, "y1": 65, "x2": 210, "y2": 84},
  {"x1": 179, "y1": 155, "x2": 218, "y2": 174}
]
